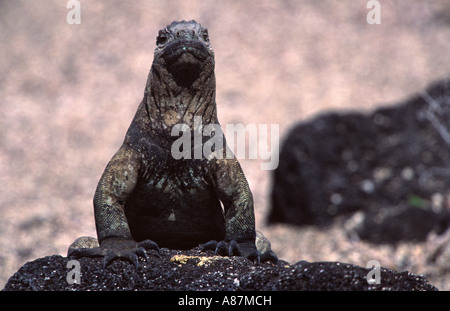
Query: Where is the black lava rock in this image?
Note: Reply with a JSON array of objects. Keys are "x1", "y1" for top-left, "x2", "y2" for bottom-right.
[
  {"x1": 269, "y1": 77, "x2": 450, "y2": 244},
  {"x1": 3, "y1": 248, "x2": 437, "y2": 291}
]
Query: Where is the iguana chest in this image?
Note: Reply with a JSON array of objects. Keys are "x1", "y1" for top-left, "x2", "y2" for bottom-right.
[
  {"x1": 138, "y1": 156, "x2": 213, "y2": 206},
  {"x1": 124, "y1": 149, "x2": 225, "y2": 247}
]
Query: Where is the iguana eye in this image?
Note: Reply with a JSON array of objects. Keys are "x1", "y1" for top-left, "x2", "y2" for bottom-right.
[
  {"x1": 201, "y1": 29, "x2": 209, "y2": 42},
  {"x1": 157, "y1": 30, "x2": 169, "y2": 45}
]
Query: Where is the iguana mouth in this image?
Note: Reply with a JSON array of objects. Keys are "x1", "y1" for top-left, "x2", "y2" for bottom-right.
[
  {"x1": 162, "y1": 39, "x2": 209, "y2": 87},
  {"x1": 162, "y1": 40, "x2": 209, "y2": 63}
]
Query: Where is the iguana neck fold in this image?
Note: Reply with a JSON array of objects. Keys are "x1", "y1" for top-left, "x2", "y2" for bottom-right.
[{"x1": 144, "y1": 62, "x2": 218, "y2": 134}]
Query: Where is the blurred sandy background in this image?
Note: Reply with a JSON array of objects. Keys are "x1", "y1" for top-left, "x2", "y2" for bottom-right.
[{"x1": 1, "y1": 0, "x2": 450, "y2": 289}]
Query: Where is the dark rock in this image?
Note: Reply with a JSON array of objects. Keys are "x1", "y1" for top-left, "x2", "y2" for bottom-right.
[
  {"x1": 269, "y1": 77, "x2": 450, "y2": 244},
  {"x1": 2, "y1": 248, "x2": 437, "y2": 291}
]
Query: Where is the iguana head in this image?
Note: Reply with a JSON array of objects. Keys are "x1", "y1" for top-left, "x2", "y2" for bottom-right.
[
  {"x1": 154, "y1": 20, "x2": 214, "y2": 88},
  {"x1": 144, "y1": 20, "x2": 217, "y2": 131},
  {"x1": 148, "y1": 20, "x2": 214, "y2": 90}
]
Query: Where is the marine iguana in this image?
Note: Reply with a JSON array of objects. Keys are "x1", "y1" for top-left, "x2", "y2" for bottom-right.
[{"x1": 68, "y1": 20, "x2": 277, "y2": 267}]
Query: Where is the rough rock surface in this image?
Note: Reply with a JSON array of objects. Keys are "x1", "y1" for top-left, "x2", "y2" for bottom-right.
[
  {"x1": 269, "y1": 78, "x2": 450, "y2": 244},
  {"x1": 3, "y1": 248, "x2": 437, "y2": 291}
]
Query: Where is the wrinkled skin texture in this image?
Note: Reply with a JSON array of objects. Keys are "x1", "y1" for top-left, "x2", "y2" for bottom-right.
[{"x1": 68, "y1": 20, "x2": 277, "y2": 267}]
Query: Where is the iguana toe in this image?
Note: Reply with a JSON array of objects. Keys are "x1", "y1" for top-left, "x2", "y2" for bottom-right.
[
  {"x1": 260, "y1": 250, "x2": 278, "y2": 263},
  {"x1": 102, "y1": 249, "x2": 141, "y2": 269},
  {"x1": 68, "y1": 237, "x2": 160, "y2": 269},
  {"x1": 138, "y1": 239, "x2": 159, "y2": 253},
  {"x1": 201, "y1": 239, "x2": 267, "y2": 264}
]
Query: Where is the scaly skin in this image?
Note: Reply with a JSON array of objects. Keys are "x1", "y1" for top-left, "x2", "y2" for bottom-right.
[{"x1": 68, "y1": 20, "x2": 277, "y2": 267}]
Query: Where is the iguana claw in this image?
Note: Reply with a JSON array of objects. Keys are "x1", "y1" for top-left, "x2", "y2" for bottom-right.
[
  {"x1": 200, "y1": 239, "x2": 276, "y2": 265},
  {"x1": 68, "y1": 237, "x2": 159, "y2": 269}
]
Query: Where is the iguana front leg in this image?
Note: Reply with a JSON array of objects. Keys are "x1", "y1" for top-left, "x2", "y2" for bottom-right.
[
  {"x1": 68, "y1": 145, "x2": 158, "y2": 267},
  {"x1": 202, "y1": 158, "x2": 277, "y2": 263}
]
